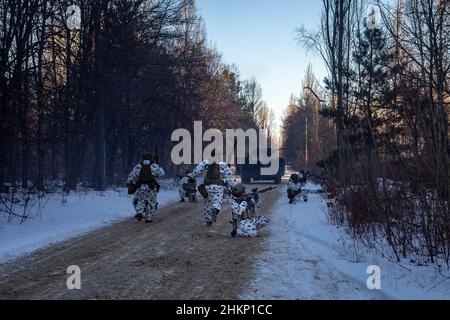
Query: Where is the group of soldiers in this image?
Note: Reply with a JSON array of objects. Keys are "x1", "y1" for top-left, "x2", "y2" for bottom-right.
[{"x1": 127, "y1": 152, "x2": 309, "y2": 238}]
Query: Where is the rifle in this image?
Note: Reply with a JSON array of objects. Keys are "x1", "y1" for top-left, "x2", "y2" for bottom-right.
[
  {"x1": 293, "y1": 188, "x2": 325, "y2": 195},
  {"x1": 245, "y1": 187, "x2": 277, "y2": 209},
  {"x1": 152, "y1": 137, "x2": 160, "y2": 192},
  {"x1": 253, "y1": 186, "x2": 277, "y2": 194},
  {"x1": 152, "y1": 137, "x2": 159, "y2": 164},
  {"x1": 231, "y1": 218, "x2": 238, "y2": 237}
]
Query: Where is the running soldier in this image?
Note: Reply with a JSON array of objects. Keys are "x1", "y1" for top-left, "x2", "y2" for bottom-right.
[
  {"x1": 178, "y1": 171, "x2": 197, "y2": 203},
  {"x1": 127, "y1": 152, "x2": 165, "y2": 223},
  {"x1": 189, "y1": 159, "x2": 237, "y2": 226},
  {"x1": 229, "y1": 184, "x2": 271, "y2": 238},
  {"x1": 287, "y1": 172, "x2": 308, "y2": 204}
]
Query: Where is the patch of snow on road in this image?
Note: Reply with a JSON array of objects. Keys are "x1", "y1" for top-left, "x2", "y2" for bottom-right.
[{"x1": 0, "y1": 188, "x2": 179, "y2": 262}]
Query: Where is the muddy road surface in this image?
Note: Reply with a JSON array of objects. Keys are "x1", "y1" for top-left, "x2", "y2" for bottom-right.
[{"x1": 0, "y1": 184, "x2": 281, "y2": 300}]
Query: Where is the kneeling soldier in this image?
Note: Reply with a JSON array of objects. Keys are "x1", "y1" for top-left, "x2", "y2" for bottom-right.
[{"x1": 230, "y1": 184, "x2": 270, "y2": 238}]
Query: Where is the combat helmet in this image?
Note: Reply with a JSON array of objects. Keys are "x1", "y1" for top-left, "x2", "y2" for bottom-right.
[
  {"x1": 143, "y1": 152, "x2": 152, "y2": 161},
  {"x1": 232, "y1": 184, "x2": 246, "y2": 198},
  {"x1": 290, "y1": 173, "x2": 300, "y2": 183}
]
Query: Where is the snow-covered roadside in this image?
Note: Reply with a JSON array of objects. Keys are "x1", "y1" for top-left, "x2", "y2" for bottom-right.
[
  {"x1": 242, "y1": 182, "x2": 450, "y2": 300},
  {"x1": 0, "y1": 188, "x2": 179, "y2": 263}
]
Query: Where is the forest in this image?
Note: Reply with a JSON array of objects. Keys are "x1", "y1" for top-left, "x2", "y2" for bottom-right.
[
  {"x1": 1, "y1": 0, "x2": 449, "y2": 265},
  {"x1": 282, "y1": 0, "x2": 450, "y2": 264},
  {"x1": 0, "y1": 0, "x2": 275, "y2": 193}
]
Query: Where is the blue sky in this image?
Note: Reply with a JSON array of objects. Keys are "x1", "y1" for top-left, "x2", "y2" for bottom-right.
[{"x1": 196, "y1": 0, "x2": 328, "y2": 126}]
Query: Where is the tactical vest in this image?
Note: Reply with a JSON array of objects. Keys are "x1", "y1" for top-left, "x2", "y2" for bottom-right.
[
  {"x1": 203, "y1": 163, "x2": 224, "y2": 186},
  {"x1": 138, "y1": 163, "x2": 156, "y2": 189}
]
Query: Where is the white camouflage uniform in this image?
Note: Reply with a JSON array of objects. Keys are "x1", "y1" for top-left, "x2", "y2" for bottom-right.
[
  {"x1": 230, "y1": 197, "x2": 270, "y2": 237},
  {"x1": 178, "y1": 176, "x2": 190, "y2": 200},
  {"x1": 127, "y1": 161, "x2": 165, "y2": 221},
  {"x1": 287, "y1": 174, "x2": 307, "y2": 203},
  {"x1": 190, "y1": 160, "x2": 237, "y2": 224},
  {"x1": 178, "y1": 175, "x2": 197, "y2": 202}
]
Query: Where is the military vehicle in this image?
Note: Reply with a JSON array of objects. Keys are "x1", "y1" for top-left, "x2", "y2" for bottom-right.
[{"x1": 237, "y1": 149, "x2": 286, "y2": 184}]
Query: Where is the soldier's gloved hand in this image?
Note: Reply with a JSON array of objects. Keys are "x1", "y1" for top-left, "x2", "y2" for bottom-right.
[{"x1": 127, "y1": 183, "x2": 136, "y2": 195}]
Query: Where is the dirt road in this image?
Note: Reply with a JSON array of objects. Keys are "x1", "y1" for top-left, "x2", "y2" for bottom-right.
[{"x1": 0, "y1": 185, "x2": 281, "y2": 300}]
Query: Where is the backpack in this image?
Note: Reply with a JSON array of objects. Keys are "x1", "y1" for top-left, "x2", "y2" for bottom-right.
[
  {"x1": 138, "y1": 163, "x2": 156, "y2": 190},
  {"x1": 203, "y1": 163, "x2": 224, "y2": 186}
]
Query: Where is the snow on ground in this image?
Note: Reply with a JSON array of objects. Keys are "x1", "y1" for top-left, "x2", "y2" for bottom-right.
[
  {"x1": 242, "y1": 182, "x2": 450, "y2": 300},
  {"x1": 0, "y1": 187, "x2": 179, "y2": 263}
]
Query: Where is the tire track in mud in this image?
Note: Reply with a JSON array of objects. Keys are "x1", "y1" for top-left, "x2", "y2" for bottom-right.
[{"x1": 0, "y1": 184, "x2": 282, "y2": 300}]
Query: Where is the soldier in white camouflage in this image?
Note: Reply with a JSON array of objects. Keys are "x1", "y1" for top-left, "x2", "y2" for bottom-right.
[
  {"x1": 178, "y1": 171, "x2": 197, "y2": 203},
  {"x1": 127, "y1": 152, "x2": 165, "y2": 223},
  {"x1": 229, "y1": 184, "x2": 270, "y2": 238},
  {"x1": 189, "y1": 159, "x2": 237, "y2": 226},
  {"x1": 287, "y1": 173, "x2": 307, "y2": 204}
]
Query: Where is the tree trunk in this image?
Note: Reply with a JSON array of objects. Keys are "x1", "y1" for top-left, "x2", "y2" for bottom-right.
[{"x1": 93, "y1": 2, "x2": 106, "y2": 191}]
